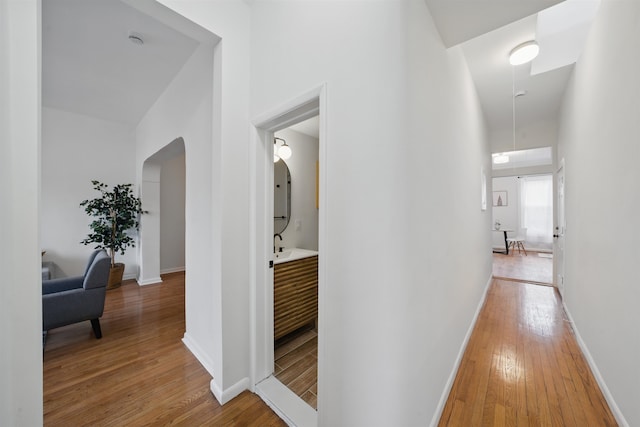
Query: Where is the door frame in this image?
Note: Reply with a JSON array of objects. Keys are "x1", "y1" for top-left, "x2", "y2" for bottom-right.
[
  {"x1": 554, "y1": 158, "x2": 566, "y2": 296},
  {"x1": 249, "y1": 84, "x2": 326, "y2": 421}
]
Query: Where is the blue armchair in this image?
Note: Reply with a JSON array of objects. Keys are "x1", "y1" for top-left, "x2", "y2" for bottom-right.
[{"x1": 42, "y1": 249, "x2": 111, "y2": 340}]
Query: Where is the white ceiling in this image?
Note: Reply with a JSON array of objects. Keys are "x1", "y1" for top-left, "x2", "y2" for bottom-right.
[
  {"x1": 43, "y1": 0, "x2": 600, "y2": 139},
  {"x1": 42, "y1": 0, "x2": 200, "y2": 126},
  {"x1": 424, "y1": 0, "x2": 564, "y2": 48},
  {"x1": 452, "y1": 0, "x2": 600, "y2": 132},
  {"x1": 289, "y1": 116, "x2": 320, "y2": 139}
]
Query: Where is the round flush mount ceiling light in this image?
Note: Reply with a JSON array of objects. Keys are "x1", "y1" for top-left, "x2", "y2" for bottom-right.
[
  {"x1": 509, "y1": 40, "x2": 539, "y2": 65},
  {"x1": 128, "y1": 31, "x2": 144, "y2": 46}
]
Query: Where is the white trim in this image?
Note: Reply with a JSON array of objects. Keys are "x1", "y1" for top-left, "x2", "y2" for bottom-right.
[
  {"x1": 430, "y1": 275, "x2": 493, "y2": 427},
  {"x1": 136, "y1": 277, "x2": 163, "y2": 286},
  {"x1": 182, "y1": 332, "x2": 215, "y2": 377},
  {"x1": 255, "y1": 376, "x2": 317, "y2": 427},
  {"x1": 249, "y1": 83, "x2": 327, "y2": 422},
  {"x1": 562, "y1": 301, "x2": 629, "y2": 427},
  {"x1": 160, "y1": 266, "x2": 185, "y2": 274},
  {"x1": 210, "y1": 377, "x2": 251, "y2": 406}
]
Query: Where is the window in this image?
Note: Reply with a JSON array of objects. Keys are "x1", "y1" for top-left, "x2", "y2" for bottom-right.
[{"x1": 519, "y1": 175, "x2": 553, "y2": 250}]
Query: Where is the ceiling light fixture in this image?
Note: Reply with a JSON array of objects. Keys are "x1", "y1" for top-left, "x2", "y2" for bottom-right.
[
  {"x1": 509, "y1": 40, "x2": 539, "y2": 65},
  {"x1": 128, "y1": 31, "x2": 144, "y2": 46}
]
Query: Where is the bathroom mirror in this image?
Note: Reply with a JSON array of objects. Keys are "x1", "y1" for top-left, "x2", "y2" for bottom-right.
[{"x1": 274, "y1": 159, "x2": 291, "y2": 235}]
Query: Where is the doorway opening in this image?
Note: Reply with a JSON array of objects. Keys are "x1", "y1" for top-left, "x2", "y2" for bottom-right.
[
  {"x1": 272, "y1": 116, "x2": 320, "y2": 409},
  {"x1": 492, "y1": 173, "x2": 554, "y2": 285},
  {"x1": 250, "y1": 85, "x2": 325, "y2": 426},
  {"x1": 140, "y1": 137, "x2": 186, "y2": 285}
]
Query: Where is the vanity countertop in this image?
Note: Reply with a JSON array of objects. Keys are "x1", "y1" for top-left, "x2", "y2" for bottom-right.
[{"x1": 273, "y1": 248, "x2": 318, "y2": 265}]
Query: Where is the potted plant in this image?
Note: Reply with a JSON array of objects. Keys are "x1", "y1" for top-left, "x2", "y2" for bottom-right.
[{"x1": 80, "y1": 180, "x2": 145, "y2": 289}]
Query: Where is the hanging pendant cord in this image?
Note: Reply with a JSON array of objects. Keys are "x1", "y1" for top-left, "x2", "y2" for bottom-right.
[{"x1": 512, "y1": 66, "x2": 516, "y2": 153}]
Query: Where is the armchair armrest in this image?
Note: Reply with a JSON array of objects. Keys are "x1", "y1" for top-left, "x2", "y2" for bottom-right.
[{"x1": 42, "y1": 276, "x2": 83, "y2": 295}]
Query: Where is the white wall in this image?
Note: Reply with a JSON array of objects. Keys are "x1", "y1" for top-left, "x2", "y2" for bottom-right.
[
  {"x1": 160, "y1": 152, "x2": 186, "y2": 273},
  {"x1": 135, "y1": 40, "x2": 217, "y2": 357},
  {"x1": 274, "y1": 128, "x2": 319, "y2": 251},
  {"x1": 41, "y1": 107, "x2": 137, "y2": 277},
  {"x1": 556, "y1": 0, "x2": 640, "y2": 424},
  {"x1": 492, "y1": 176, "x2": 519, "y2": 248},
  {"x1": 0, "y1": 0, "x2": 43, "y2": 424},
  {"x1": 251, "y1": 1, "x2": 492, "y2": 425},
  {"x1": 490, "y1": 118, "x2": 558, "y2": 154},
  {"x1": 152, "y1": 0, "x2": 253, "y2": 403}
]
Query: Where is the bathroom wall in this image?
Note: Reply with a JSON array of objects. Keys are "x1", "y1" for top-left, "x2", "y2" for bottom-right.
[
  {"x1": 41, "y1": 107, "x2": 137, "y2": 278},
  {"x1": 274, "y1": 127, "x2": 319, "y2": 252}
]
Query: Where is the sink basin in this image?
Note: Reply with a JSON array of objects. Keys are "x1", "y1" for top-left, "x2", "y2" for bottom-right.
[
  {"x1": 273, "y1": 248, "x2": 318, "y2": 264},
  {"x1": 274, "y1": 250, "x2": 292, "y2": 260}
]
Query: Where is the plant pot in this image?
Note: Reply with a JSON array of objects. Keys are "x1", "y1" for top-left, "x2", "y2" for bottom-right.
[{"x1": 107, "y1": 263, "x2": 125, "y2": 290}]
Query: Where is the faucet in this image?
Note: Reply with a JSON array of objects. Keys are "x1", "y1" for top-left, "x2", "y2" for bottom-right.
[{"x1": 274, "y1": 233, "x2": 282, "y2": 253}]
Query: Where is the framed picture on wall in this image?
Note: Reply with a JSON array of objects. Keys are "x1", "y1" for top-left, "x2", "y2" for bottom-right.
[{"x1": 493, "y1": 191, "x2": 508, "y2": 207}]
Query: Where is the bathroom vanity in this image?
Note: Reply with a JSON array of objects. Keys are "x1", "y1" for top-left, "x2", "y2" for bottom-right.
[{"x1": 273, "y1": 249, "x2": 318, "y2": 340}]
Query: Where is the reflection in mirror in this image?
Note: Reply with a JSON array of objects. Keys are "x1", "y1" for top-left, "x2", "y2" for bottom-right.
[{"x1": 274, "y1": 159, "x2": 291, "y2": 235}]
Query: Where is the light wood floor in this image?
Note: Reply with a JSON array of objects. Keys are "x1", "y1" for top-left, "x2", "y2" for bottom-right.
[
  {"x1": 439, "y1": 279, "x2": 618, "y2": 426},
  {"x1": 274, "y1": 326, "x2": 318, "y2": 410},
  {"x1": 43, "y1": 272, "x2": 285, "y2": 426},
  {"x1": 493, "y1": 250, "x2": 553, "y2": 284}
]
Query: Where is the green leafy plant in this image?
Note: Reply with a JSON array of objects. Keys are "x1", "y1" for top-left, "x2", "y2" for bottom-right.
[{"x1": 80, "y1": 180, "x2": 145, "y2": 267}]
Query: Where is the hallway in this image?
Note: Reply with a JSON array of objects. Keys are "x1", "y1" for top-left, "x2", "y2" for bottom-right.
[{"x1": 438, "y1": 279, "x2": 617, "y2": 426}]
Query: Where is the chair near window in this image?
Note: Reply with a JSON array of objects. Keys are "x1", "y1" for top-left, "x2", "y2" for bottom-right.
[{"x1": 507, "y1": 228, "x2": 528, "y2": 255}]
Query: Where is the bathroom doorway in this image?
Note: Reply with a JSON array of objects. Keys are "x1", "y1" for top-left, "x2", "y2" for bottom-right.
[
  {"x1": 250, "y1": 85, "x2": 325, "y2": 426},
  {"x1": 272, "y1": 117, "x2": 320, "y2": 409}
]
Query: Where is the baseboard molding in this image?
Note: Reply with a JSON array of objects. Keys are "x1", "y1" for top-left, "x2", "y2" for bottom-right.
[
  {"x1": 562, "y1": 301, "x2": 629, "y2": 427},
  {"x1": 160, "y1": 266, "x2": 185, "y2": 274},
  {"x1": 137, "y1": 276, "x2": 163, "y2": 286},
  {"x1": 182, "y1": 332, "x2": 215, "y2": 377},
  {"x1": 210, "y1": 377, "x2": 251, "y2": 406},
  {"x1": 430, "y1": 274, "x2": 493, "y2": 427},
  {"x1": 123, "y1": 273, "x2": 138, "y2": 281}
]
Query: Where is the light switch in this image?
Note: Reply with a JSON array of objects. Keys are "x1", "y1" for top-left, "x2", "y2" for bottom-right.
[{"x1": 295, "y1": 219, "x2": 301, "y2": 231}]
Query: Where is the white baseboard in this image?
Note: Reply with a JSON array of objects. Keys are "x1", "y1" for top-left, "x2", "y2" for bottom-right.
[
  {"x1": 182, "y1": 332, "x2": 215, "y2": 377},
  {"x1": 160, "y1": 266, "x2": 185, "y2": 274},
  {"x1": 137, "y1": 276, "x2": 163, "y2": 286},
  {"x1": 430, "y1": 274, "x2": 493, "y2": 427},
  {"x1": 562, "y1": 301, "x2": 629, "y2": 427},
  {"x1": 210, "y1": 377, "x2": 251, "y2": 406}
]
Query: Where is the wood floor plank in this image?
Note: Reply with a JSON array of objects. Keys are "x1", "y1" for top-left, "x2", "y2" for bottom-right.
[
  {"x1": 438, "y1": 279, "x2": 618, "y2": 426},
  {"x1": 274, "y1": 325, "x2": 318, "y2": 411},
  {"x1": 43, "y1": 273, "x2": 285, "y2": 426}
]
